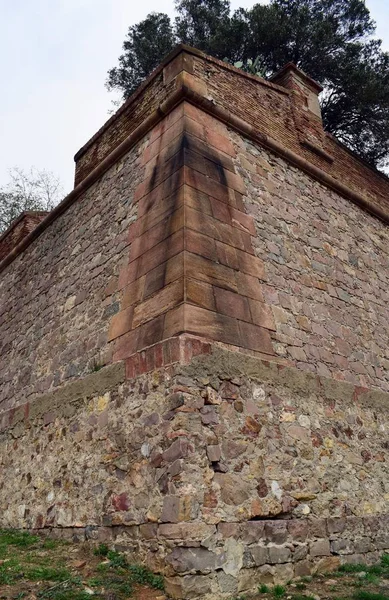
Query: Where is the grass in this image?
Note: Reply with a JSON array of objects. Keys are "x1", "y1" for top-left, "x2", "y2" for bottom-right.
[
  {"x1": 0, "y1": 528, "x2": 164, "y2": 599},
  {"x1": 254, "y1": 554, "x2": 389, "y2": 600}
]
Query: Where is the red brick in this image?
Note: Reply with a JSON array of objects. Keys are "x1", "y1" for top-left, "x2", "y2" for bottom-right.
[
  {"x1": 132, "y1": 279, "x2": 184, "y2": 328},
  {"x1": 249, "y1": 299, "x2": 276, "y2": 331},
  {"x1": 137, "y1": 185, "x2": 185, "y2": 221},
  {"x1": 235, "y1": 250, "x2": 266, "y2": 280},
  {"x1": 216, "y1": 241, "x2": 239, "y2": 270},
  {"x1": 164, "y1": 304, "x2": 185, "y2": 338},
  {"x1": 144, "y1": 116, "x2": 185, "y2": 161},
  {"x1": 184, "y1": 102, "x2": 228, "y2": 136},
  {"x1": 184, "y1": 148, "x2": 245, "y2": 193},
  {"x1": 135, "y1": 156, "x2": 185, "y2": 201},
  {"x1": 163, "y1": 337, "x2": 181, "y2": 365},
  {"x1": 238, "y1": 321, "x2": 274, "y2": 354},
  {"x1": 185, "y1": 229, "x2": 217, "y2": 261},
  {"x1": 235, "y1": 272, "x2": 264, "y2": 301},
  {"x1": 185, "y1": 252, "x2": 238, "y2": 293},
  {"x1": 186, "y1": 278, "x2": 215, "y2": 311},
  {"x1": 185, "y1": 205, "x2": 248, "y2": 252},
  {"x1": 210, "y1": 197, "x2": 232, "y2": 224},
  {"x1": 230, "y1": 208, "x2": 256, "y2": 235},
  {"x1": 164, "y1": 252, "x2": 185, "y2": 285},
  {"x1": 184, "y1": 165, "x2": 230, "y2": 204},
  {"x1": 184, "y1": 116, "x2": 236, "y2": 157},
  {"x1": 181, "y1": 131, "x2": 235, "y2": 172},
  {"x1": 113, "y1": 329, "x2": 139, "y2": 362},
  {"x1": 121, "y1": 276, "x2": 145, "y2": 309},
  {"x1": 155, "y1": 341, "x2": 164, "y2": 369},
  {"x1": 184, "y1": 184, "x2": 212, "y2": 216},
  {"x1": 129, "y1": 207, "x2": 184, "y2": 263},
  {"x1": 127, "y1": 231, "x2": 184, "y2": 284},
  {"x1": 136, "y1": 314, "x2": 165, "y2": 352},
  {"x1": 108, "y1": 306, "x2": 134, "y2": 341},
  {"x1": 125, "y1": 353, "x2": 140, "y2": 379},
  {"x1": 214, "y1": 287, "x2": 251, "y2": 322},
  {"x1": 184, "y1": 305, "x2": 241, "y2": 346},
  {"x1": 163, "y1": 54, "x2": 194, "y2": 85}
]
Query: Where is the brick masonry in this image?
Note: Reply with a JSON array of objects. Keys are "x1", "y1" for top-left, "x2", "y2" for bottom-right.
[{"x1": 0, "y1": 46, "x2": 388, "y2": 598}]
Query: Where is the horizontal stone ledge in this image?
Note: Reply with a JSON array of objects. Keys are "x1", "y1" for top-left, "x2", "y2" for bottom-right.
[
  {"x1": 2, "y1": 333, "x2": 388, "y2": 436},
  {"x1": 0, "y1": 361, "x2": 125, "y2": 435}
]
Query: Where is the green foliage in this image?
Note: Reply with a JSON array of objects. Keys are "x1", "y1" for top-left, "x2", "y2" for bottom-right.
[
  {"x1": 0, "y1": 167, "x2": 62, "y2": 234},
  {"x1": 259, "y1": 583, "x2": 270, "y2": 593},
  {"x1": 107, "y1": 0, "x2": 389, "y2": 169},
  {"x1": 381, "y1": 554, "x2": 389, "y2": 567},
  {"x1": 127, "y1": 564, "x2": 165, "y2": 590},
  {"x1": 106, "y1": 12, "x2": 175, "y2": 99},
  {"x1": 93, "y1": 543, "x2": 109, "y2": 557},
  {"x1": 353, "y1": 592, "x2": 389, "y2": 600},
  {"x1": 273, "y1": 584, "x2": 286, "y2": 597},
  {"x1": 339, "y1": 563, "x2": 369, "y2": 573},
  {"x1": 25, "y1": 565, "x2": 71, "y2": 582},
  {"x1": 0, "y1": 529, "x2": 39, "y2": 548}
]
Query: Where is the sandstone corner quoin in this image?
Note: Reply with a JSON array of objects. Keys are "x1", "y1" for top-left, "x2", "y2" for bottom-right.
[{"x1": 0, "y1": 45, "x2": 388, "y2": 598}]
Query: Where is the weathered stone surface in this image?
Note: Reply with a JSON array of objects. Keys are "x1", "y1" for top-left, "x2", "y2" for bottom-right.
[
  {"x1": 165, "y1": 575, "x2": 213, "y2": 599},
  {"x1": 214, "y1": 473, "x2": 250, "y2": 505},
  {"x1": 166, "y1": 547, "x2": 224, "y2": 574},
  {"x1": 310, "y1": 540, "x2": 331, "y2": 557},
  {"x1": 268, "y1": 546, "x2": 292, "y2": 564},
  {"x1": 265, "y1": 522, "x2": 288, "y2": 544}
]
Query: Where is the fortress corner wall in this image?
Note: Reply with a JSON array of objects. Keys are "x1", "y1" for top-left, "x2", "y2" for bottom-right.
[{"x1": 0, "y1": 46, "x2": 388, "y2": 599}]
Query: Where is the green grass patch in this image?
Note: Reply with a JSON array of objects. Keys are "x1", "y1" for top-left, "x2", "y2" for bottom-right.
[
  {"x1": 259, "y1": 584, "x2": 270, "y2": 593},
  {"x1": 353, "y1": 592, "x2": 389, "y2": 600},
  {"x1": 24, "y1": 565, "x2": 72, "y2": 582},
  {"x1": 272, "y1": 585, "x2": 286, "y2": 597}
]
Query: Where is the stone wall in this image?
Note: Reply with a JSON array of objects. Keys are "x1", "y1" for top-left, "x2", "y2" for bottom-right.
[
  {"x1": 0, "y1": 340, "x2": 387, "y2": 598},
  {"x1": 233, "y1": 135, "x2": 389, "y2": 391},
  {"x1": 0, "y1": 45, "x2": 388, "y2": 599},
  {"x1": 0, "y1": 139, "x2": 143, "y2": 411}
]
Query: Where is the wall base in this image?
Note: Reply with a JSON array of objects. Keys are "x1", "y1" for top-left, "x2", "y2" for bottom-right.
[{"x1": 1, "y1": 336, "x2": 388, "y2": 598}]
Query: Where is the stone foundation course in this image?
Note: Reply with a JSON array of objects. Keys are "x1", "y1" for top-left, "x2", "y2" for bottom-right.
[{"x1": 0, "y1": 340, "x2": 388, "y2": 598}]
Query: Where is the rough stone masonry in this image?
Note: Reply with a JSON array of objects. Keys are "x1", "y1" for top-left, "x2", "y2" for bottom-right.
[{"x1": 0, "y1": 46, "x2": 388, "y2": 598}]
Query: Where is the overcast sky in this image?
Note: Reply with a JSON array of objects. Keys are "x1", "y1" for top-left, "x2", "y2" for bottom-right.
[{"x1": 0, "y1": 0, "x2": 388, "y2": 193}]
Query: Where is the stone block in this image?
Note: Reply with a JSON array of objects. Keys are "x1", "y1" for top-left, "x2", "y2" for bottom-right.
[
  {"x1": 166, "y1": 547, "x2": 224, "y2": 574},
  {"x1": 158, "y1": 523, "x2": 215, "y2": 541},
  {"x1": 218, "y1": 522, "x2": 239, "y2": 539},
  {"x1": 293, "y1": 544, "x2": 308, "y2": 562},
  {"x1": 353, "y1": 537, "x2": 373, "y2": 554},
  {"x1": 250, "y1": 545, "x2": 269, "y2": 566},
  {"x1": 239, "y1": 521, "x2": 265, "y2": 544},
  {"x1": 327, "y1": 517, "x2": 346, "y2": 534},
  {"x1": 217, "y1": 570, "x2": 238, "y2": 595},
  {"x1": 310, "y1": 540, "x2": 331, "y2": 557},
  {"x1": 238, "y1": 565, "x2": 275, "y2": 592},
  {"x1": 274, "y1": 562, "x2": 294, "y2": 584},
  {"x1": 288, "y1": 519, "x2": 308, "y2": 541},
  {"x1": 308, "y1": 519, "x2": 327, "y2": 539},
  {"x1": 207, "y1": 445, "x2": 221, "y2": 462},
  {"x1": 165, "y1": 574, "x2": 213, "y2": 599},
  {"x1": 268, "y1": 546, "x2": 292, "y2": 564},
  {"x1": 312, "y1": 556, "x2": 340, "y2": 573},
  {"x1": 265, "y1": 522, "x2": 288, "y2": 544},
  {"x1": 294, "y1": 559, "x2": 313, "y2": 577},
  {"x1": 330, "y1": 538, "x2": 354, "y2": 555}
]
